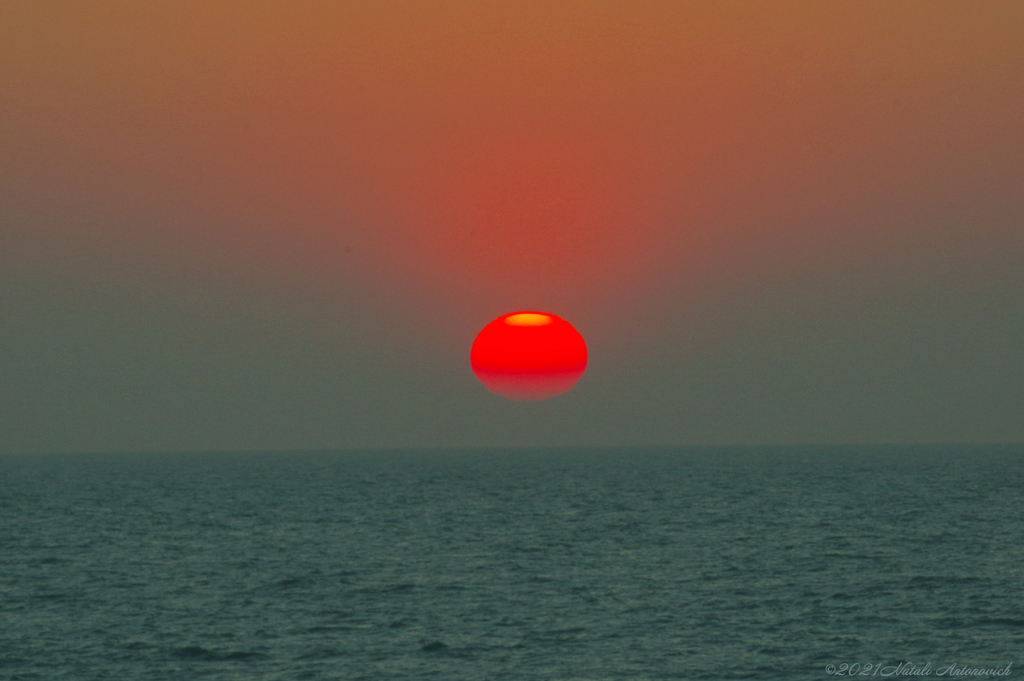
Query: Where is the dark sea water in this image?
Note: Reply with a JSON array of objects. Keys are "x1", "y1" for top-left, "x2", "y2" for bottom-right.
[{"x1": 2, "y1": 446, "x2": 1022, "y2": 680}]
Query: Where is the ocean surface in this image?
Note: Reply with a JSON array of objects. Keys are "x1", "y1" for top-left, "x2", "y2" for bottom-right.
[{"x1": 2, "y1": 446, "x2": 1022, "y2": 680}]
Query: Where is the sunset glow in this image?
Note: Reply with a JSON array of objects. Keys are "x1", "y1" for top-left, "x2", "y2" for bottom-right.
[{"x1": 1, "y1": 2, "x2": 1020, "y2": 449}]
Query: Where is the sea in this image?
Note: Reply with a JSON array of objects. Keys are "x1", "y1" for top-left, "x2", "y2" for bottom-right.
[{"x1": 1, "y1": 446, "x2": 1021, "y2": 681}]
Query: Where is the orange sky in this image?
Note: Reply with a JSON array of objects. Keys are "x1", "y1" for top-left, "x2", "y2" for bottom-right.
[{"x1": 2, "y1": 2, "x2": 1022, "y2": 451}]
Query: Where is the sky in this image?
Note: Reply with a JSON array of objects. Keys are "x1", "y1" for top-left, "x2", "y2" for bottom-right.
[{"x1": 1, "y1": 1, "x2": 1022, "y2": 454}]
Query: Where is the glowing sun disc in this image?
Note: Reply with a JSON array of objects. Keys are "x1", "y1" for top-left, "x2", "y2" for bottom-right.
[{"x1": 470, "y1": 311, "x2": 587, "y2": 401}]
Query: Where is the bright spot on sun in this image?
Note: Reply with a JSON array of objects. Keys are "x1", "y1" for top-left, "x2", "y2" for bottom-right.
[{"x1": 504, "y1": 313, "x2": 552, "y2": 326}]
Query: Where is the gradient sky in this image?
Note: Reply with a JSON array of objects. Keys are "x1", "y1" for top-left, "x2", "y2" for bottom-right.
[{"x1": 2, "y1": 1, "x2": 1022, "y2": 454}]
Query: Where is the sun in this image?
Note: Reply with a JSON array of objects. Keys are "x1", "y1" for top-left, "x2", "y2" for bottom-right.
[{"x1": 470, "y1": 311, "x2": 587, "y2": 401}]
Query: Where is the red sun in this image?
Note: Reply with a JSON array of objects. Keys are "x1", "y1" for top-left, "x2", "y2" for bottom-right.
[{"x1": 470, "y1": 312, "x2": 588, "y2": 401}]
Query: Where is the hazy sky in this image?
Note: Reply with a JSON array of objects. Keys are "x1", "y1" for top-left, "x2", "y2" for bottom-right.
[{"x1": 2, "y1": 2, "x2": 1022, "y2": 453}]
